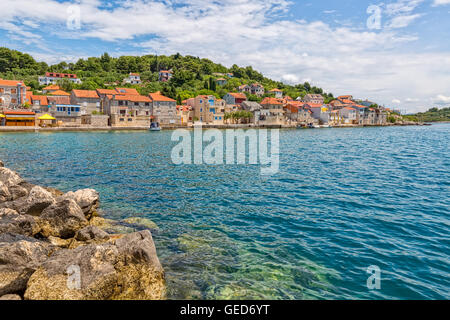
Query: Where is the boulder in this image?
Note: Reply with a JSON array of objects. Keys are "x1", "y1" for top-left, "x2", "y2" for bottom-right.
[
  {"x1": 0, "y1": 160, "x2": 4, "y2": 167},
  {"x1": 16, "y1": 186, "x2": 55, "y2": 216},
  {"x1": 75, "y1": 226, "x2": 110, "y2": 242},
  {"x1": 0, "y1": 182, "x2": 10, "y2": 203},
  {"x1": 39, "y1": 199, "x2": 88, "y2": 239},
  {"x1": 0, "y1": 167, "x2": 23, "y2": 188},
  {"x1": 0, "y1": 233, "x2": 56, "y2": 296},
  {"x1": 25, "y1": 231, "x2": 165, "y2": 300},
  {"x1": 0, "y1": 208, "x2": 41, "y2": 236},
  {"x1": 8, "y1": 184, "x2": 28, "y2": 201},
  {"x1": 59, "y1": 189, "x2": 99, "y2": 218}
]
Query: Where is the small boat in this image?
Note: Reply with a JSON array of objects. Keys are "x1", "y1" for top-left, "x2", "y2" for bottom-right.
[{"x1": 150, "y1": 122, "x2": 161, "y2": 131}]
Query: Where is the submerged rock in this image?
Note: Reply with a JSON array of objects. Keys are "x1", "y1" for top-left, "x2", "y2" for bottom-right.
[
  {"x1": 122, "y1": 217, "x2": 159, "y2": 230},
  {"x1": 25, "y1": 231, "x2": 165, "y2": 300},
  {"x1": 39, "y1": 199, "x2": 88, "y2": 239}
]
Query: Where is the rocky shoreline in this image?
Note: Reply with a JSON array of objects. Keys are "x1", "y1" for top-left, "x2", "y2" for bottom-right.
[{"x1": 0, "y1": 160, "x2": 165, "y2": 300}]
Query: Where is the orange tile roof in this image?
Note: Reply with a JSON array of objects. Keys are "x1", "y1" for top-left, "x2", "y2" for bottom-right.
[
  {"x1": 31, "y1": 95, "x2": 49, "y2": 106},
  {"x1": 228, "y1": 92, "x2": 247, "y2": 99},
  {"x1": 49, "y1": 90, "x2": 70, "y2": 96},
  {"x1": 109, "y1": 94, "x2": 151, "y2": 103},
  {"x1": 72, "y1": 89, "x2": 99, "y2": 99},
  {"x1": 47, "y1": 96, "x2": 71, "y2": 105},
  {"x1": 43, "y1": 85, "x2": 61, "y2": 91},
  {"x1": 115, "y1": 88, "x2": 139, "y2": 95},
  {"x1": 269, "y1": 88, "x2": 282, "y2": 92},
  {"x1": 343, "y1": 106, "x2": 356, "y2": 110},
  {"x1": 304, "y1": 103, "x2": 323, "y2": 108},
  {"x1": 0, "y1": 79, "x2": 25, "y2": 87},
  {"x1": 261, "y1": 97, "x2": 283, "y2": 105},
  {"x1": 149, "y1": 92, "x2": 175, "y2": 102},
  {"x1": 4, "y1": 110, "x2": 35, "y2": 115},
  {"x1": 96, "y1": 89, "x2": 117, "y2": 95}
]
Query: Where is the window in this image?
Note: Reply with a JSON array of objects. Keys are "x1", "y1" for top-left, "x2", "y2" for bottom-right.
[
  {"x1": 135, "y1": 102, "x2": 139, "y2": 106},
  {"x1": 209, "y1": 108, "x2": 215, "y2": 114},
  {"x1": 128, "y1": 118, "x2": 133, "y2": 121},
  {"x1": 119, "y1": 118, "x2": 124, "y2": 121}
]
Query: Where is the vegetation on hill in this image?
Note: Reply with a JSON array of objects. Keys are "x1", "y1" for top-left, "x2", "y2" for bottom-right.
[
  {"x1": 0, "y1": 47, "x2": 334, "y2": 103},
  {"x1": 405, "y1": 107, "x2": 450, "y2": 122}
]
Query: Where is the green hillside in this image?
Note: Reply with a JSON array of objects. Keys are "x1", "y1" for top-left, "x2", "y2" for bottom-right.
[
  {"x1": 407, "y1": 107, "x2": 450, "y2": 122},
  {"x1": 0, "y1": 47, "x2": 334, "y2": 104}
]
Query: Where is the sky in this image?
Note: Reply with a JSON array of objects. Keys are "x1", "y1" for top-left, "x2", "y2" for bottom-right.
[{"x1": 1, "y1": 0, "x2": 450, "y2": 113}]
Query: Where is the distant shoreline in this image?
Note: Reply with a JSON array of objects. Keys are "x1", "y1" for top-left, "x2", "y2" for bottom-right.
[{"x1": 0, "y1": 122, "x2": 431, "y2": 133}]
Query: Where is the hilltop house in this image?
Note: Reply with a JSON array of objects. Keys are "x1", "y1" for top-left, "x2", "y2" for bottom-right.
[
  {"x1": 149, "y1": 92, "x2": 179, "y2": 126},
  {"x1": 38, "y1": 72, "x2": 82, "y2": 86},
  {"x1": 0, "y1": 80, "x2": 27, "y2": 108},
  {"x1": 238, "y1": 84, "x2": 251, "y2": 93},
  {"x1": 123, "y1": 73, "x2": 142, "y2": 85},
  {"x1": 159, "y1": 70, "x2": 173, "y2": 82},
  {"x1": 70, "y1": 90, "x2": 101, "y2": 114},
  {"x1": 303, "y1": 94, "x2": 324, "y2": 105},
  {"x1": 250, "y1": 83, "x2": 265, "y2": 96},
  {"x1": 223, "y1": 92, "x2": 247, "y2": 106},
  {"x1": 216, "y1": 78, "x2": 227, "y2": 86},
  {"x1": 268, "y1": 88, "x2": 283, "y2": 99}
]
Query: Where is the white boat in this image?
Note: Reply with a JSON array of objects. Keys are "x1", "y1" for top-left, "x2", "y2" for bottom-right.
[{"x1": 150, "y1": 122, "x2": 161, "y2": 131}]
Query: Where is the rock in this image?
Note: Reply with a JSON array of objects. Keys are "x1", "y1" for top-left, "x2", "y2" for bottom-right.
[
  {"x1": 8, "y1": 184, "x2": 28, "y2": 201},
  {"x1": 0, "y1": 208, "x2": 41, "y2": 236},
  {"x1": 122, "y1": 217, "x2": 159, "y2": 230},
  {"x1": 0, "y1": 294, "x2": 22, "y2": 300},
  {"x1": 90, "y1": 216, "x2": 134, "y2": 234},
  {"x1": 0, "y1": 233, "x2": 56, "y2": 296},
  {"x1": 18, "y1": 186, "x2": 55, "y2": 216},
  {"x1": 0, "y1": 167, "x2": 23, "y2": 188},
  {"x1": 0, "y1": 160, "x2": 4, "y2": 167},
  {"x1": 59, "y1": 189, "x2": 99, "y2": 218},
  {"x1": 44, "y1": 187, "x2": 64, "y2": 198},
  {"x1": 24, "y1": 231, "x2": 165, "y2": 300},
  {"x1": 39, "y1": 199, "x2": 88, "y2": 239},
  {"x1": 47, "y1": 236, "x2": 73, "y2": 248},
  {"x1": 75, "y1": 225, "x2": 110, "y2": 242},
  {"x1": 0, "y1": 182, "x2": 11, "y2": 203}
]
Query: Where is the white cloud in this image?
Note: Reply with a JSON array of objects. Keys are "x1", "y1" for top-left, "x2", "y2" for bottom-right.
[
  {"x1": 0, "y1": 0, "x2": 447, "y2": 112},
  {"x1": 392, "y1": 99, "x2": 402, "y2": 104},
  {"x1": 432, "y1": 0, "x2": 450, "y2": 6},
  {"x1": 434, "y1": 94, "x2": 450, "y2": 105}
]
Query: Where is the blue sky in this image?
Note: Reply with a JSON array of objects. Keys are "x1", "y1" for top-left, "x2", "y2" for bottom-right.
[{"x1": 1, "y1": 0, "x2": 450, "y2": 112}]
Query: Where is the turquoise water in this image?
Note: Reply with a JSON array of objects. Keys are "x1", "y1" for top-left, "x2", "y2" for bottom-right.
[{"x1": 0, "y1": 124, "x2": 449, "y2": 300}]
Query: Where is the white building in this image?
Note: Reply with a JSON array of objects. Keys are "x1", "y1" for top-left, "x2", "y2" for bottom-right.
[{"x1": 38, "y1": 72, "x2": 82, "y2": 86}]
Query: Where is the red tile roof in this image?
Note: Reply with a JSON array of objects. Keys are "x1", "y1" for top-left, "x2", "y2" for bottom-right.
[
  {"x1": 47, "y1": 96, "x2": 71, "y2": 105},
  {"x1": 0, "y1": 79, "x2": 25, "y2": 87},
  {"x1": 96, "y1": 89, "x2": 117, "y2": 95},
  {"x1": 261, "y1": 97, "x2": 283, "y2": 105},
  {"x1": 108, "y1": 94, "x2": 151, "y2": 103},
  {"x1": 72, "y1": 90, "x2": 99, "y2": 99},
  {"x1": 149, "y1": 92, "x2": 175, "y2": 102},
  {"x1": 49, "y1": 90, "x2": 70, "y2": 96},
  {"x1": 115, "y1": 88, "x2": 139, "y2": 95},
  {"x1": 269, "y1": 88, "x2": 282, "y2": 92},
  {"x1": 228, "y1": 92, "x2": 247, "y2": 100},
  {"x1": 43, "y1": 85, "x2": 61, "y2": 91},
  {"x1": 4, "y1": 110, "x2": 35, "y2": 115},
  {"x1": 45, "y1": 72, "x2": 77, "y2": 79},
  {"x1": 31, "y1": 95, "x2": 49, "y2": 106}
]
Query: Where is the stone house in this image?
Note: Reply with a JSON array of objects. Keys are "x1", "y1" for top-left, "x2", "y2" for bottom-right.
[
  {"x1": 303, "y1": 94, "x2": 324, "y2": 105},
  {"x1": 0, "y1": 80, "x2": 27, "y2": 108},
  {"x1": 149, "y1": 92, "x2": 180, "y2": 126},
  {"x1": 70, "y1": 90, "x2": 101, "y2": 114}
]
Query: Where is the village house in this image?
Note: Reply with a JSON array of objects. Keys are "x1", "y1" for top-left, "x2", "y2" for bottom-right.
[
  {"x1": 339, "y1": 106, "x2": 357, "y2": 124},
  {"x1": 187, "y1": 95, "x2": 226, "y2": 125},
  {"x1": 0, "y1": 80, "x2": 27, "y2": 108},
  {"x1": 330, "y1": 110, "x2": 345, "y2": 125},
  {"x1": 268, "y1": 88, "x2": 283, "y2": 99},
  {"x1": 96, "y1": 89, "x2": 118, "y2": 113},
  {"x1": 38, "y1": 72, "x2": 82, "y2": 86},
  {"x1": 159, "y1": 70, "x2": 173, "y2": 82},
  {"x1": 223, "y1": 92, "x2": 247, "y2": 106},
  {"x1": 250, "y1": 83, "x2": 265, "y2": 96},
  {"x1": 283, "y1": 101, "x2": 314, "y2": 125},
  {"x1": 305, "y1": 103, "x2": 331, "y2": 124},
  {"x1": 30, "y1": 95, "x2": 49, "y2": 113},
  {"x1": 104, "y1": 94, "x2": 152, "y2": 128},
  {"x1": 303, "y1": 94, "x2": 324, "y2": 105},
  {"x1": 123, "y1": 73, "x2": 142, "y2": 85},
  {"x1": 241, "y1": 101, "x2": 262, "y2": 125},
  {"x1": 259, "y1": 97, "x2": 285, "y2": 125},
  {"x1": 238, "y1": 84, "x2": 251, "y2": 94},
  {"x1": 149, "y1": 92, "x2": 179, "y2": 126},
  {"x1": 70, "y1": 90, "x2": 101, "y2": 114},
  {"x1": 177, "y1": 105, "x2": 193, "y2": 126},
  {"x1": 216, "y1": 78, "x2": 227, "y2": 86},
  {"x1": 51, "y1": 104, "x2": 86, "y2": 126},
  {"x1": 42, "y1": 85, "x2": 62, "y2": 94}
]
